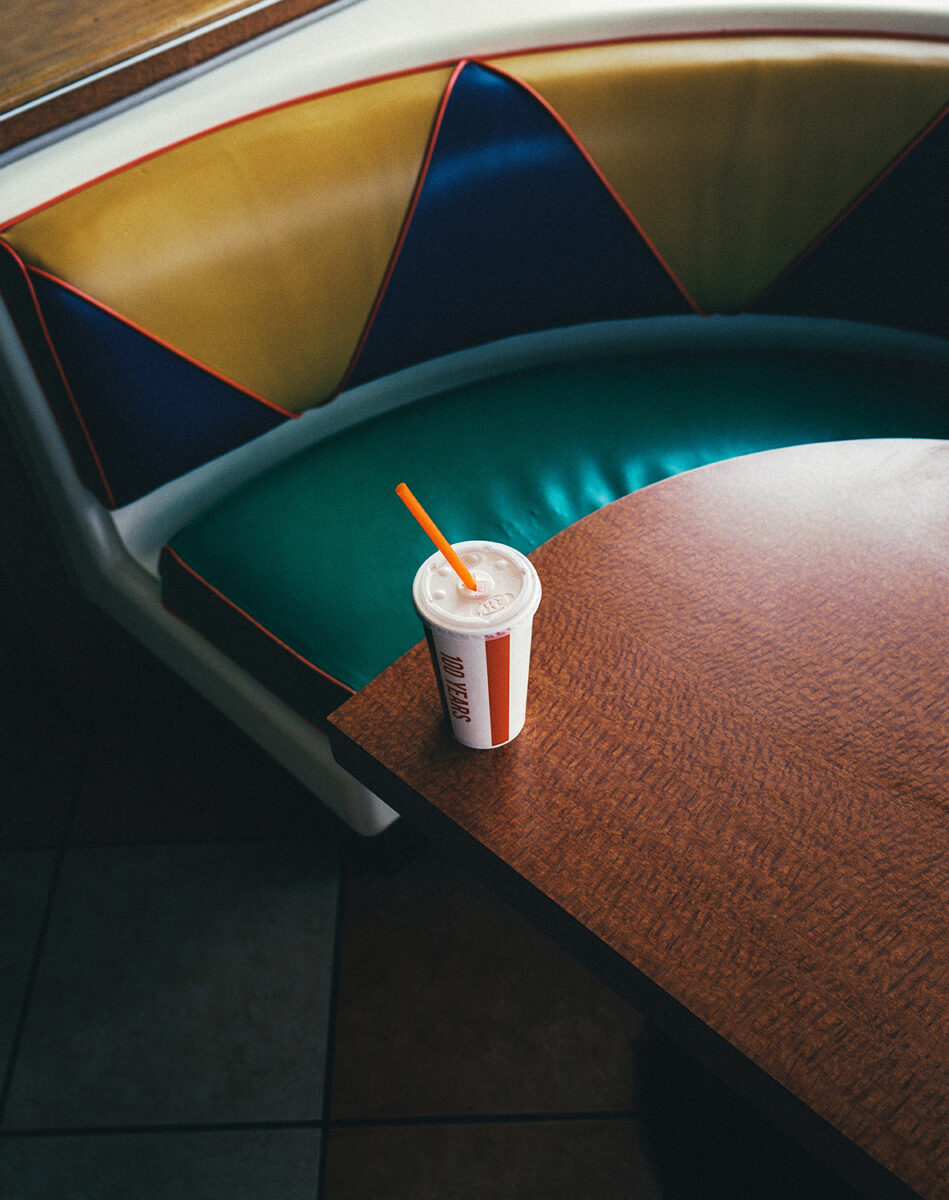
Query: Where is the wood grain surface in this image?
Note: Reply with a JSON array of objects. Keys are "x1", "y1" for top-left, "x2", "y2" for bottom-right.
[
  {"x1": 329, "y1": 439, "x2": 949, "y2": 1200},
  {"x1": 0, "y1": 0, "x2": 334, "y2": 152}
]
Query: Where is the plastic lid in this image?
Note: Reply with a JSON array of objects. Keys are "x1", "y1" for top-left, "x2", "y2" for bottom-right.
[{"x1": 412, "y1": 540, "x2": 541, "y2": 633}]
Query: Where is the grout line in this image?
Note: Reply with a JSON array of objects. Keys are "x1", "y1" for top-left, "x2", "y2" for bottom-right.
[
  {"x1": 61, "y1": 833, "x2": 328, "y2": 851},
  {"x1": 323, "y1": 1110, "x2": 645, "y2": 1130},
  {"x1": 0, "y1": 1109, "x2": 646, "y2": 1139},
  {"x1": 0, "y1": 821, "x2": 644, "y2": 1159},
  {"x1": 0, "y1": 1120, "x2": 325, "y2": 1137},
  {"x1": 315, "y1": 842, "x2": 350, "y2": 1200},
  {"x1": 0, "y1": 744, "x2": 90, "y2": 1127}
]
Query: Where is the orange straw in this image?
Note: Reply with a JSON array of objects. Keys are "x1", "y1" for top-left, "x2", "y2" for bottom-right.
[{"x1": 396, "y1": 482, "x2": 477, "y2": 590}]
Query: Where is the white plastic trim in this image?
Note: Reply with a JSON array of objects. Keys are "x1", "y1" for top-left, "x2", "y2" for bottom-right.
[{"x1": 111, "y1": 315, "x2": 949, "y2": 574}]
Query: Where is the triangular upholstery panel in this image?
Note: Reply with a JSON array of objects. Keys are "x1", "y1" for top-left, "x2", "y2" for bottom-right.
[
  {"x1": 752, "y1": 107, "x2": 949, "y2": 338},
  {"x1": 347, "y1": 60, "x2": 695, "y2": 386},
  {"x1": 3, "y1": 37, "x2": 949, "y2": 515},
  {"x1": 3, "y1": 68, "x2": 451, "y2": 412},
  {"x1": 30, "y1": 273, "x2": 289, "y2": 507},
  {"x1": 498, "y1": 38, "x2": 949, "y2": 311}
]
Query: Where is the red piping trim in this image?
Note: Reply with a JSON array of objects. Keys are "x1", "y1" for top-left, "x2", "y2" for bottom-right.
[
  {"x1": 499, "y1": 61, "x2": 704, "y2": 315},
  {"x1": 0, "y1": 62, "x2": 458, "y2": 232},
  {"x1": 0, "y1": 239, "x2": 117, "y2": 507},
  {"x1": 4, "y1": 29, "x2": 947, "y2": 232},
  {"x1": 750, "y1": 99, "x2": 949, "y2": 307},
  {"x1": 26, "y1": 266, "x2": 297, "y2": 420},
  {"x1": 336, "y1": 52, "x2": 705, "y2": 393},
  {"x1": 335, "y1": 59, "x2": 468, "y2": 393},
  {"x1": 161, "y1": 545, "x2": 355, "y2": 697}
]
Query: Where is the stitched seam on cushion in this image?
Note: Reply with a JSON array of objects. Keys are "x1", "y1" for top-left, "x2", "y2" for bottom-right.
[
  {"x1": 336, "y1": 55, "x2": 705, "y2": 394},
  {"x1": 334, "y1": 59, "x2": 467, "y2": 396},
  {"x1": 749, "y1": 99, "x2": 949, "y2": 308},
  {"x1": 161, "y1": 544, "x2": 355, "y2": 696},
  {"x1": 0, "y1": 63, "x2": 460, "y2": 232},
  {"x1": 0, "y1": 238, "x2": 117, "y2": 507},
  {"x1": 27, "y1": 266, "x2": 298, "y2": 420},
  {"x1": 488, "y1": 58, "x2": 705, "y2": 315}
]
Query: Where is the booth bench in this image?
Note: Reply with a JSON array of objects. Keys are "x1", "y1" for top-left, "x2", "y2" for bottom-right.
[{"x1": 1, "y1": 25, "x2": 948, "y2": 833}]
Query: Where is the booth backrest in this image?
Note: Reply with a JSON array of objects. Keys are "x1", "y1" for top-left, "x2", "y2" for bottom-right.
[{"x1": 1, "y1": 35, "x2": 948, "y2": 506}]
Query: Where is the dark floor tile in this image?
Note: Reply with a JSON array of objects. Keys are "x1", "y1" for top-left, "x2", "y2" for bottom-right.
[
  {"x1": 0, "y1": 734, "x2": 83, "y2": 851},
  {"x1": 70, "y1": 658, "x2": 341, "y2": 845},
  {"x1": 0, "y1": 419, "x2": 129, "y2": 728},
  {"x1": 0, "y1": 851, "x2": 57, "y2": 1076},
  {"x1": 321, "y1": 1118, "x2": 662, "y2": 1199},
  {"x1": 0, "y1": 1127, "x2": 321, "y2": 1200},
  {"x1": 0, "y1": 589, "x2": 85, "y2": 849},
  {"x1": 330, "y1": 847, "x2": 645, "y2": 1119},
  {"x1": 3, "y1": 839, "x2": 339, "y2": 1129}
]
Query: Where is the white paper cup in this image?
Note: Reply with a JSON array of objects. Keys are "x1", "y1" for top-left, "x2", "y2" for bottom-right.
[{"x1": 412, "y1": 541, "x2": 542, "y2": 748}]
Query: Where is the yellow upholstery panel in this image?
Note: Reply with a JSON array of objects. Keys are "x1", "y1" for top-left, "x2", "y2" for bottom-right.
[
  {"x1": 4, "y1": 67, "x2": 452, "y2": 411},
  {"x1": 496, "y1": 38, "x2": 949, "y2": 311}
]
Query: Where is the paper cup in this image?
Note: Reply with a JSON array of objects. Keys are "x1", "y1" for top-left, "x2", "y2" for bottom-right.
[{"x1": 412, "y1": 541, "x2": 542, "y2": 748}]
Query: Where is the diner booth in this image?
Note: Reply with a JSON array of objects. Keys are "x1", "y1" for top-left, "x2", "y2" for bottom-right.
[
  {"x1": 1, "y1": 3, "x2": 948, "y2": 1199},
  {"x1": 0, "y1": 0, "x2": 947, "y2": 841}
]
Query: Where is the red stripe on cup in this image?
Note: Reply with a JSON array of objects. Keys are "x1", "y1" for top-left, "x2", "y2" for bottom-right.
[{"x1": 485, "y1": 633, "x2": 511, "y2": 746}]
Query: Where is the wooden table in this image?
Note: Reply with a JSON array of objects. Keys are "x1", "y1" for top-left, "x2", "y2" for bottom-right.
[
  {"x1": 328, "y1": 438, "x2": 949, "y2": 1200},
  {"x1": 0, "y1": 0, "x2": 334, "y2": 151}
]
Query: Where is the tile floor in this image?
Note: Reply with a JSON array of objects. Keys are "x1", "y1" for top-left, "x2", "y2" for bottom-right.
[{"x1": 0, "y1": 476, "x2": 867, "y2": 1198}]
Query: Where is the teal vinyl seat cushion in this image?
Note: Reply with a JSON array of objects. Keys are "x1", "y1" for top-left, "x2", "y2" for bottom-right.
[{"x1": 160, "y1": 340, "x2": 949, "y2": 728}]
